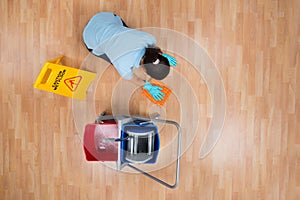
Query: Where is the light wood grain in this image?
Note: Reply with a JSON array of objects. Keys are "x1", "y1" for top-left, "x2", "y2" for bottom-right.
[{"x1": 1, "y1": 0, "x2": 300, "y2": 199}]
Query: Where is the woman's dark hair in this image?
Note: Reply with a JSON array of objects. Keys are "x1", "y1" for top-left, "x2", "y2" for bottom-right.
[{"x1": 143, "y1": 47, "x2": 170, "y2": 80}]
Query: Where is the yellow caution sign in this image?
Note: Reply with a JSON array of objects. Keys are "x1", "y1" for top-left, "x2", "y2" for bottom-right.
[{"x1": 34, "y1": 56, "x2": 97, "y2": 100}]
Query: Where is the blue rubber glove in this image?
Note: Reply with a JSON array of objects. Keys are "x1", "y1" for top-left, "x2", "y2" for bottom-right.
[
  {"x1": 162, "y1": 53, "x2": 177, "y2": 67},
  {"x1": 143, "y1": 81, "x2": 165, "y2": 101}
]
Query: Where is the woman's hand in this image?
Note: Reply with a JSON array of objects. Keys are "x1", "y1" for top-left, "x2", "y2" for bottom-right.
[
  {"x1": 162, "y1": 53, "x2": 177, "y2": 66},
  {"x1": 142, "y1": 81, "x2": 165, "y2": 101}
]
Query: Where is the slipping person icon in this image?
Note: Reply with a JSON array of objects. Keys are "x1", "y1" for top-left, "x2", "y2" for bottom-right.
[{"x1": 83, "y1": 12, "x2": 177, "y2": 101}]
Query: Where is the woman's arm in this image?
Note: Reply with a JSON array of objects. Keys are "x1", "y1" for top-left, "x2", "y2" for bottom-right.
[
  {"x1": 129, "y1": 74, "x2": 147, "y2": 86},
  {"x1": 128, "y1": 72, "x2": 165, "y2": 101}
]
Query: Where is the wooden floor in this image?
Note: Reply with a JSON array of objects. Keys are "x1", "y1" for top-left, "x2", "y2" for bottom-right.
[{"x1": 1, "y1": 0, "x2": 300, "y2": 199}]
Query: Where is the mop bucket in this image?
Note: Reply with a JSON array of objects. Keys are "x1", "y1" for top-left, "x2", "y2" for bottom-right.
[{"x1": 34, "y1": 56, "x2": 96, "y2": 100}]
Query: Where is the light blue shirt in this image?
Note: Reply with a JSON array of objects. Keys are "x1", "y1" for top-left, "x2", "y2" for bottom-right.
[{"x1": 83, "y1": 12, "x2": 156, "y2": 79}]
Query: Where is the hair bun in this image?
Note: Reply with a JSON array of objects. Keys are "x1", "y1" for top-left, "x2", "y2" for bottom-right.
[
  {"x1": 145, "y1": 47, "x2": 162, "y2": 62},
  {"x1": 153, "y1": 59, "x2": 160, "y2": 64}
]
